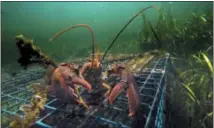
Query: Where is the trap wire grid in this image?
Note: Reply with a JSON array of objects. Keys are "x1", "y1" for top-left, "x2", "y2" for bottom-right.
[
  {"x1": 1, "y1": 68, "x2": 47, "y2": 128},
  {"x1": 1, "y1": 57, "x2": 134, "y2": 128},
  {"x1": 1, "y1": 54, "x2": 169, "y2": 128}
]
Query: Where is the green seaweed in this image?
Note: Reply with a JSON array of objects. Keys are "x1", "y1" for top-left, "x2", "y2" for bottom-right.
[
  {"x1": 15, "y1": 35, "x2": 58, "y2": 69},
  {"x1": 136, "y1": 3, "x2": 213, "y2": 128},
  {"x1": 138, "y1": 2, "x2": 212, "y2": 57}
]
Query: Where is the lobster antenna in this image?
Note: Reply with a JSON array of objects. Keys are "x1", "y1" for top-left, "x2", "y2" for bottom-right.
[
  {"x1": 49, "y1": 24, "x2": 95, "y2": 65},
  {"x1": 101, "y1": 6, "x2": 157, "y2": 63}
]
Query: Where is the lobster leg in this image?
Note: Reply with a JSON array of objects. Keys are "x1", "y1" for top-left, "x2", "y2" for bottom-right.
[
  {"x1": 69, "y1": 76, "x2": 92, "y2": 109},
  {"x1": 51, "y1": 76, "x2": 68, "y2": 100},
  {"x1": 50, "y1": 80, "x2": 56, "y2": 95},
  {"x1": 50, "y1": 74, "x2": 65, "y2": 96},
  {"x1": 50, "y1": 68, "x2": 64, "y2": 95},
  {"x1": 73, "y1": 85, "x2": 89, "y2": 109},
  {"x1": 102, "y1": 82, "x2": 111, "y2": 97},
  {"x1": 66, "y1": 86, "x2": 89, "y2": 109},
  {"x1": 79, "y1": 62, "x2": 91, "y2": 79}
]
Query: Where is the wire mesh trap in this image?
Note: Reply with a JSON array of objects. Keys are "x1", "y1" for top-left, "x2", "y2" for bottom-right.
[{"x1": 1, "y1": 53, "x2": 169, "y2": 128}]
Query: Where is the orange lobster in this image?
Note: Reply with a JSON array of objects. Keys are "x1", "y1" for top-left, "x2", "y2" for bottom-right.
[
  {"x1": 49, "y1": 63, "x2": 92, "y2": 108},
  {"x1": 79, "y1": 45, "x2": 111, "y2": 97},
  {"x1": 79, "y1": 45, "x2": 101, "y2": 79},
  {"x1": 48, "y1": 24, "x2": 101, "y2": 108},
  {"x1": 49, "y1": 24, "x2": 111, "y2": 97},
  {"x1": 15, "y1": 34, "x2": 92, "y2": 109}
]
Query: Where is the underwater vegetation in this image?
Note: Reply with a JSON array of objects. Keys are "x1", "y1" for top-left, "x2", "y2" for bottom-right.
[
  {"x1": 10, "y1": 83, "x2": 49, "y2": 128},
  {"x1": 164, "y1": 50, "x2": 213, "y2": 128},
  {"x1": 181, "y1": 51, "x2": 213, "y2": 128},
  {"x1": 15, "y1": 35, "x2": 57, "y2": 69},
  {"x1": 138, "y1": 2, "x2": 213, "y2": 56},
  {"x1": 135, "y1": 2, "x2": 213, "y2": 128}
]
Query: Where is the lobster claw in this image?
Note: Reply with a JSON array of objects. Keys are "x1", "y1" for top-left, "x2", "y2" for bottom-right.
[
  {"x1": 108, "y1": 74, "x2": 140, "y2": 117},
  {"x1": 108, "y1": 81, "x2": 126, "y2": 104},
  {"x1": 126, "y1": 74, "x2": 140, "y2": 117},
  {"x1": 71, "y1": 76, "x2": 92, "y2": 91}
]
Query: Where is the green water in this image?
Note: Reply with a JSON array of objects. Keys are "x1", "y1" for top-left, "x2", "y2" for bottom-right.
[{"x1": 1, "y1": 1, "x2": 213, "y2": 72}]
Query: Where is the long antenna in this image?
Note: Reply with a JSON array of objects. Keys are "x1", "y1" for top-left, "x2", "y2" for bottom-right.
[
  {"x1": 101, "y1": 6, "x2": 156, "y2": 63},
  {"x1": 49, "y1": 24, "x2": 95, "y2": 64}
]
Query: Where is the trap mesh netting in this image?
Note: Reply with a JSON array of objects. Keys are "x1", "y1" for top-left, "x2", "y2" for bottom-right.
[{"x1": 1, "y1": 53, "x2": 169, "y2": 128}]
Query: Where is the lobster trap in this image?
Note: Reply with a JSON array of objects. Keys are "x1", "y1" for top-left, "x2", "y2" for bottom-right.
[{"x1": 1, "y1": 53, "x2": 169, "y2": 128}]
